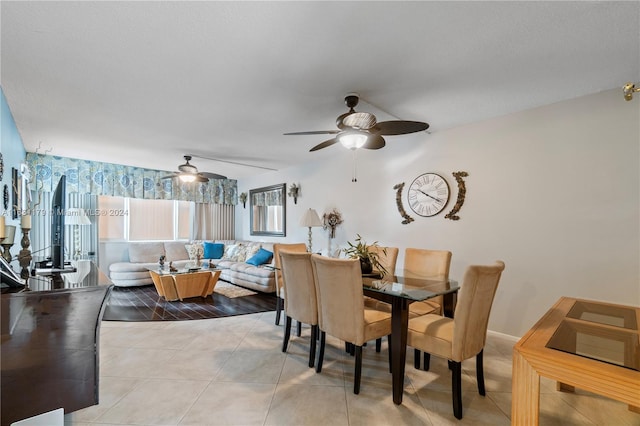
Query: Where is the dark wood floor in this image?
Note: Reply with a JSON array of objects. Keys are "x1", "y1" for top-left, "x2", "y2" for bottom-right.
[{"x1": 103, "y1": 283, "x2": 277, "y2": 321}]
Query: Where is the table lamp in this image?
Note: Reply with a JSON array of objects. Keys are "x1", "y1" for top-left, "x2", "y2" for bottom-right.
[
  {"x1": 65, "y1": 208, "x2": 91, "y2": 260},
  {"x1": 300, "y1": 208, "x2": 322, "y2": 253}
]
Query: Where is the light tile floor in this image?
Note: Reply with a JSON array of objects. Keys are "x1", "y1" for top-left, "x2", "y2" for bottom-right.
[{"x1": 66, "y1": 312, "x2": 640, "y2": 425}]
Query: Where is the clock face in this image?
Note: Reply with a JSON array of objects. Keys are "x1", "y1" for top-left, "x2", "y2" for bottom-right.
[{"x1": 408, "y1": 173, "x2": 450, "y2": 217}]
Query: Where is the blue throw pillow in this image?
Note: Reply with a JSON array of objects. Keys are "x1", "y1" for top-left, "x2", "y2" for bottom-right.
[
  {"x1": 246, "y1": 248, "x2": 273, "y2": 266},
  {"x1": 203, "y1": 242, "x2": 225, "y2": 260}
]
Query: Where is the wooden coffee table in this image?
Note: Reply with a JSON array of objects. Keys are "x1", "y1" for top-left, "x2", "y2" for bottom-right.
[{"x1": 149, "y1": 268, "x2": 220, "y2": 301}]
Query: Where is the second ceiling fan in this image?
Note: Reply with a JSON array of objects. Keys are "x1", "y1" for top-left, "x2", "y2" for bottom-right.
[
  {"x1": 284, "y1": 94, "x2": 429, "y2": 152},
  {"x1": 161, "y1": 155, "x2": 227, "y2": 183}
]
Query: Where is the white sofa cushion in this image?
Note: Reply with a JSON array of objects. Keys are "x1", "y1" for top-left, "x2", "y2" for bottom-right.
[
  {"x1": 129, "y1": 242, "x2": 165, "y2": 263},
  {"x1": 165, "y1": 241, "x2": 189, "y2": 261}
]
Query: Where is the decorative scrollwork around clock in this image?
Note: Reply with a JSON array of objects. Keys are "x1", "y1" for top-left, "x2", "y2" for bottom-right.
[
  {"x1": 393, "y1": 182, "x2": 414, "y2": 225},
  {"x1": 445, "y1": 171, "x2": 468, "y2": 221}
]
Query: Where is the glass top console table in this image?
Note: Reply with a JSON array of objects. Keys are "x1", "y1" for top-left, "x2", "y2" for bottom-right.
[{"x1": 512, "y1": 297, "x2": 640, "y2": 425}]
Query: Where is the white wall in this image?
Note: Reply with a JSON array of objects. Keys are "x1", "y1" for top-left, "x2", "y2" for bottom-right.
[{"x1": 237, "y1": 88, "x2": 640, "y2": 337}]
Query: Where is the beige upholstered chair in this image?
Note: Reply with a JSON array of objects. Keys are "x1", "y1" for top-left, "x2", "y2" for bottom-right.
[
  {"x1": 368, "y1": 245, "x2": 399, "y2": 278},
  {"x1": 310, "y1": 254, "x2": 392, "y2": 394},
  {"x1": 272, "y1": 243, "x2": 308, "y2": 325},
  {"x1": 365, "y1": 245, "x2": 399, "y2": 352},
  {"x1": 403, "y1": 248, "x2": 452, "y2": 316},
  {"x1": 279, "y1": 251, "x2": 318, "y2": 367},
  {"x1": 407, "y1": 261, "x2": 505, "y2": 419}
]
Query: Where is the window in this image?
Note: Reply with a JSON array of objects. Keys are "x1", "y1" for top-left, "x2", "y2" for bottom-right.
[{"x1": 98, "y1": 196, "x2": 192, "y2": 241}]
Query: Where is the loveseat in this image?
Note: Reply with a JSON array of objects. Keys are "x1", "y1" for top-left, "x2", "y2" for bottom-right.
[{"x1": 108, "y1": 240, "x2": 277, "y2": 293}]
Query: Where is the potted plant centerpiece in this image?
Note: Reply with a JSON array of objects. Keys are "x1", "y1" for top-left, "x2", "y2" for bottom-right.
[{"x1": 343, "y1": 234, "x2": 388, "y2": 276}]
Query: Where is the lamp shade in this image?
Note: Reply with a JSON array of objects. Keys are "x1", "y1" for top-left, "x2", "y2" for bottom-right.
[
  {"x1": 65, "y1": 208, "x2": 91, "y2": 226},
  {"x1": 300, "y1": 208, "x2": 322, "y2": 227}
]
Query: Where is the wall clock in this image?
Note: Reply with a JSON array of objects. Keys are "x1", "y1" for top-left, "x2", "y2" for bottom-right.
[{"x1": 408, "y1": 173, "x2": 450, "y2": 217}]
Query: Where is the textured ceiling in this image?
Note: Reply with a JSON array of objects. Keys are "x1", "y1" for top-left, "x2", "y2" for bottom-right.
[{"x1": 2, "y1": 1, "x2": 639, "y2": 179}]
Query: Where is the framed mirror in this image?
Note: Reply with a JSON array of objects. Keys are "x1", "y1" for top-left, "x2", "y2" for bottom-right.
[{"x1": 250, "y1": 183, "x2": 286, "y2": 236}]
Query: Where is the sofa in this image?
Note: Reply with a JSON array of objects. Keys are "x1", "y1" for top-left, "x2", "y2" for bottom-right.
[{"x1": 108, "y1": 240, "x2": 277, "y2": 293}]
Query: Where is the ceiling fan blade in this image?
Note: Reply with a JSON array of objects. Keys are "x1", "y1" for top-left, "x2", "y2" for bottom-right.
[
  {"x1": 161, "y1": 173, "x2": 178, "y2": 180},
  {"x1": 194, "y1": 175, "x2": 209, "y2": 183},
  {"x1": 310, "y1": 138, "x2": 338, "y2": 152},
  {"x1": 373, "y1": 120, "x2": 429, "y2": 136},
  {"x1": 284, "y1": 130, "x2": 340, "y2": 136},
  {"x1": 342, "y1": 112, "x2": 377, "y2": 130},
  {"x1": 362, "y1": 134, "x2": 386, "y2": 150},
  {"x1": 200, "y1": 172, "x2": 227, "y2": 180}
]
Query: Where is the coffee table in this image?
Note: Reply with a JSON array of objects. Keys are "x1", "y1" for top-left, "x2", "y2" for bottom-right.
[
  {"x1": 512, "y1": 297, "x2": 640, "y2": 425},
  {"x1": 149, "y1": 268, "x2": 220, "y2": 301}
]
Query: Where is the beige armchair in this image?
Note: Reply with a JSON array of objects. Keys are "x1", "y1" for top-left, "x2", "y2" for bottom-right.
[
  {"x1": 279, "y1": 251, "x2": 318, "y2": 367},
  {"x1": 272, "y1": 243, "x2": 308, "y2": 325},
  {"x1": 310, "y1": 254, "x2": 392, "y2": 394},
  {"x1": 407, "y1": 260, "x2": 505, "y2": 419}
]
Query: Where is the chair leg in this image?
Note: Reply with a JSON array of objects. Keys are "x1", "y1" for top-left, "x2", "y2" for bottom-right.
[
  {"x1": 423, "y1": 352, "x2": 431, "y2": 371},
  {"x1": 282, "y1": 316, "x2": 292, "y2": 352},
  {"x1": 376, "y1": 338, "x2": 382, "y2": 352},
  {"x1": 316, "y1": 331, "x2": 326, "y2": 373},
  {"x1": 476, "y1": 349, "x2": 486, "y2": 396},
  {"x1": 349, "y1": 343, "x2": 355, "y2": 356},
  {"x1": 308, "y1": 325, "x2": 318, "y2": 368},
  {"x1": 345, "y1": 342, "x2": 350, "y2": 353},
  {"x1": 414, "y1": 348, "x2": 420, "y2": 369},
  {"x1": 354, "y1": 345, "x2": 363, "y2": 394},
  {"x1": 275, "y1": 297, "x2": 283, "y2": 325},
  {"x1": 387, "y1": 335, "x2": 392, "y2": 373},
  {"x1": 296, "y1": 321, "x2": 302, "y2": 337},
  {"x1": 451, "y1": 360, "x2": 463, "y2": 419}
]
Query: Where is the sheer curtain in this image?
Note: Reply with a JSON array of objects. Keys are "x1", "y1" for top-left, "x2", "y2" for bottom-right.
[{"x1": 191, "y1": 203, "x2": 235, "y2": 240}]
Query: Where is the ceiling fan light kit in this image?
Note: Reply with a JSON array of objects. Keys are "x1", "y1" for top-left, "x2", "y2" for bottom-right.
[
  {"x1": 338, "y1": 130, "x2": 369, "y2": 150},
  {"x1": 284, "y1": 93, "x2": 430, "y2": 153}
]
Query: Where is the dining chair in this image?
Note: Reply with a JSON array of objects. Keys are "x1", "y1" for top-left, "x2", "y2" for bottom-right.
[
  {"x1": 407, "y1": 260, "x2": 505, "y2": 419},
  {"x1": 279, "y1": 251, "x2": 318, "y2": 367},
  {"x1": 310, "y1": 254, "x2": 392, "y2": 394},
  {"x1": 368, "y1": 245, "x2": 399, "y2": 278},
  {"x1": 403, "y1": 248, "x2": 452, "y2": 315},
  {"x1": 272, "y1": 243, "x2": 308, "y2": 326},
  {"x1": 366, "y1": 245, "x2": 398, "y2": 353}
]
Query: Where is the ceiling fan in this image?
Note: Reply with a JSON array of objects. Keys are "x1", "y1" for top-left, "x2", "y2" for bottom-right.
[
  {"x1": 284, "y1": 94, "x2": 430, "y2": 152},
  {"x1": 161, "y1": 155, "x2": 227, "y2": 183}
]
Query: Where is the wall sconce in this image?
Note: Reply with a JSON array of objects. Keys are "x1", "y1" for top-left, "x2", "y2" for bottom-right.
[
  {"x1": 288, "y1": 183, "x2": 300, "y2": 204},
  {"x1": 623, "y1": 82, "x2": 640, "y2": 101},
  {"x1": 239, "y1": 192, "x2": 247, "y2": 208}
]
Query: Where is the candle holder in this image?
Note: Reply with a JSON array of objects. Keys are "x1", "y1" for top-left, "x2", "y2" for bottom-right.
[
  {"x1": 1, "y1": 224, "x2": 16, "y2": 262},
  {"x1": 1, "y1": 242, "x2": 12, "y2": 263},
  {"x1": 19, "y1": 227, "x2": 32, "y2": 280}
]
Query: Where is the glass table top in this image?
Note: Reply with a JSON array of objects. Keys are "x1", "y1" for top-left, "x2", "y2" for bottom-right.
[
  {"x1": 546, "y1": 300, "x2": 640, "y2": 371},
  {"x1": 363, "y1": 275, "x2": 459, "y2": 301}
]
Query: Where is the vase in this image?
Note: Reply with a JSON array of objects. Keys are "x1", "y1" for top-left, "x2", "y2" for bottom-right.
[{"x1": 360, "y1": 258, "x2": 373, "y2": 274}]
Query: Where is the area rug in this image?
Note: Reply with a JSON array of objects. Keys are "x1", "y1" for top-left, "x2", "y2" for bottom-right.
[
  {"x1": 214, "y1": 281, "x2": 257, "y2": 298},
  {"x1": 102, "y1": 281, "x2": 276, "y2": 322}
]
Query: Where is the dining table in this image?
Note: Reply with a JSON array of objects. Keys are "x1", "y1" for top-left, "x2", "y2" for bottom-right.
[{"x1": 363, "y1": 275, "x2": 460, "y2": 405}]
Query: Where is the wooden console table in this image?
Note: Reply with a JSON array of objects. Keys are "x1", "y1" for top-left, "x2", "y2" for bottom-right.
[
  {"x1": 512, "y1": 297, "x2": 640, "y2": 425},
  {"x1": 1, "y1": 262, "x2": 113, "y2": 425}
]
